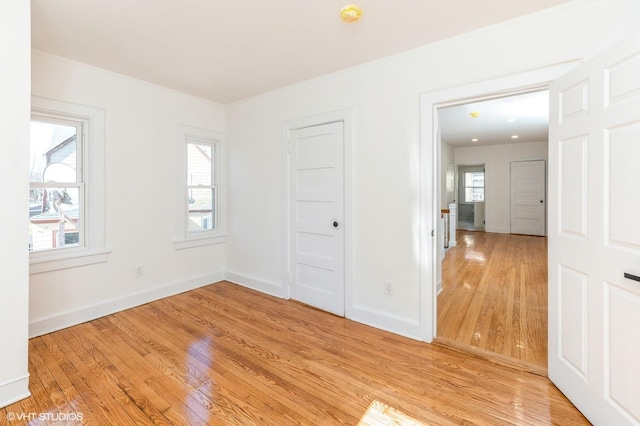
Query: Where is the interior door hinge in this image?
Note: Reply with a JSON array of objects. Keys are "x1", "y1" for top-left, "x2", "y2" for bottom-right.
[{"x1": 431, "y1": 229, "x2": 435, "y2": 237}]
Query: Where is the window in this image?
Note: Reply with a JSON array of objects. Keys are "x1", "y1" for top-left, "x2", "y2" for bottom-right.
[
  {"x1": 464, "y1": 171, "x2": 485, "y2": 202},
  {"x1": 29, "y1": 117, "x2": 84, "y2": 252},
  {"x1": 187, "y1": 140, "x2": 216, "y2": 233},
  {"x1": 174, "y1": 125, "x2": 225, "y2": 250},
  {"x1": 30, "y1": 97, "x2": 107, "y2": 274}
]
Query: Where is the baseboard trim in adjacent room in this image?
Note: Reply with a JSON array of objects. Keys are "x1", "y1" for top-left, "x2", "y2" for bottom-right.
[
  {"x1": 0, "y1": 374, "x2": 30, "y2": 409},
  {"x1": 224, "y1": 271, "x2": 286, "y2": 299},
  {"x1": 29, "y1": 271, "x2": 225, "y2": 338}
]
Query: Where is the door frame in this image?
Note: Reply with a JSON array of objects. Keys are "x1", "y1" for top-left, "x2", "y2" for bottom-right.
[
  {"x1": 281, "y1": 108, "x2": 353, "y2": 318},
  {"x1": 419, "y1": 62, "x2": 580, "y2": 342}
]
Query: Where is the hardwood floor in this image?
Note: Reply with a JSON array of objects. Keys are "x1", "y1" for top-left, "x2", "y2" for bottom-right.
[
  {"x1": 438, "y1": 231, "x2": 548, "y2": 370},
  {"x1": 0, "y1": 281, "x2": 586, "y2": 425}
]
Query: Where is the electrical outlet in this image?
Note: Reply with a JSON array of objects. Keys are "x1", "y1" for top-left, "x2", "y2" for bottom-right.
[
  {"x1": 135, "y1": 265, "x2": 144, "y2": 277},
  {"x1": 384, "y1": 281, "x2": 393, "y2": 296}
]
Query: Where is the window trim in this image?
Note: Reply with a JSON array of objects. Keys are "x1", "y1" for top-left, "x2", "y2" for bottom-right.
[
  {"x1": 173, "y1": 124, "x2": 226, "y2": 250},
  {"x1": 30, "y1": 97, "x2": 109, "y2": 274}
]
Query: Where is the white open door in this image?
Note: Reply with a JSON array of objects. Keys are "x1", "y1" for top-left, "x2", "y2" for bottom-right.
[
  {"x1": 289, "y1": 122, "x2": 345, "y2": 316},
  {"x1": 548, "y1": 33, "x2": 640, "y2": 425},
  {"x1": 510, "y1": 160, "x2": 546, "y2": 236}
]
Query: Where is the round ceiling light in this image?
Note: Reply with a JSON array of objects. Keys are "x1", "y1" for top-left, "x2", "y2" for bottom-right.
[{"x1": 341, "y1": 5, "x2": 362, "y2": 23}]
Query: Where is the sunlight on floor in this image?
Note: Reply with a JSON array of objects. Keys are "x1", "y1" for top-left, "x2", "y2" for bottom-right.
[
  {"x1": 464, "y1": 251, "x2": 485, "y2": 262},
  {"x1": 357, "y1": 399, "x2": 426, "y2": 425}
]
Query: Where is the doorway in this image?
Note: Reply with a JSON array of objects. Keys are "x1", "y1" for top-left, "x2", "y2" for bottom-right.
[
  {"x1": 434, "y1": 89, "x2": 551, "y2": 371},
  {"x1": 457, "y1": 164, "x2": 485, "y2": 231}
]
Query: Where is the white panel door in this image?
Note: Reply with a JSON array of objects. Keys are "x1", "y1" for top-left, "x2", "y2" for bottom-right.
[
  {"x1": 289, "y1": 122, "x2": 344, "y2": 316},
  {"x1": 510, "y1": 160, "x2": 546, "y2": 236},
  {"x1": 548, "y1": 33, "x2": 640, "y2": 425}
]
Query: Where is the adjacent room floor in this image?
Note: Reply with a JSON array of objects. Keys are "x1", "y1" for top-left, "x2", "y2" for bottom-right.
[{"x1": 437, "y1": 230, "x2": 548, "y2": 371}]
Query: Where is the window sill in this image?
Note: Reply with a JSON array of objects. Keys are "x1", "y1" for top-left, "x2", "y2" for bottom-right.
[
  {"x1": 30, "y1": 248, "x2": 111, "y2": 275},
  {"x1": 173, "y1": 234, "x2": 227, "y2": 250}
]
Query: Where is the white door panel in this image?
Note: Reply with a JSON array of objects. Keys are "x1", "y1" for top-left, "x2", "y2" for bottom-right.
[
  {"x1": 289, "y1": 122, "x2": 345, "y2": 316},
  {"x1": 549, "y1": 33, "x2": 640, "y2": 425}
]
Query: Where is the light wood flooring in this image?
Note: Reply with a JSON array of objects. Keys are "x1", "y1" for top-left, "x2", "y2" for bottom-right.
[
  {"x1": 438, "y1": 231, "x2": 548, "y2": 371},
  {"x1": 0, "y1": 281, "x2": 586, "y2": 425}
]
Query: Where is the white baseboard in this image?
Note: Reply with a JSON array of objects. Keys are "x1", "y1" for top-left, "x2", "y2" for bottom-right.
[
  {"x1": 437, "y1": 280, "x2": 443, "y2": 295},
  {"x1": 350, "y1": 305, "x2": 423, "y2": 341},
  {"x1": 224, "y1": 271, "x2": 286, "y2": 299},
  {"x1": 0, "y1": 374, "x2": 30, "y2": 409},
  {"x1": 29, "y1": 271, "x2": 224, "y2": 338},
  {"x1": 485, "y1": 226, "x2": 509, "y2": 234}
]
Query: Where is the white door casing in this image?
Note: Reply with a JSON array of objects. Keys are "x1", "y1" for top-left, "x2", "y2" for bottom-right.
[
  {"x1": 421, "y1": 62, "x2": 579, "y2": 343},
  {"x1": 288, "y1": 121, "x2": 345, "y2": 316},
  {"x1": 510, "y1": 160, "x2": 546, "y2": 236},
  {"x1": 548, "y1": 33, "x2": 640, "y2": 425}
]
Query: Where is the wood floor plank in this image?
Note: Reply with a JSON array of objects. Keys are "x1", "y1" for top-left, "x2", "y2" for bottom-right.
[
  {"x1": 1, "y1": 281, "x2": 585, "y2": 425},
  {"x1": 438, "y1": 230, "x2": 548, "y2": 368}
]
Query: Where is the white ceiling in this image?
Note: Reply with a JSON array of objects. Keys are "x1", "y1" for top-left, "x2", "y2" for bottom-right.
[
  {"x1": 439, "y1": 90, "x2": 550, "y2": 148},
  {"x1": 31, "y1": 0, "x2": 574, "y2": 104}
]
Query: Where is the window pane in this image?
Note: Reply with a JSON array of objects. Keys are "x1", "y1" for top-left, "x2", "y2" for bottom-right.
[
  {"x1": 464, "y1": 188, "x2": 473, "y2": 203},
  {"x1": 188, "y1": 188, "x2": 214, "y2": 232},
  {"x1": 187, "y1": 143, "x2": 212, "y2": 186},
  {"x1": 465, "y1": 172, "x2": 484, "y2": 187},
  {"x1": 29, "y1": 186, "x2": 81, "y2": 252},
  {"x1": 30, "y1": 121, "x2": 78, "y2": 183}
]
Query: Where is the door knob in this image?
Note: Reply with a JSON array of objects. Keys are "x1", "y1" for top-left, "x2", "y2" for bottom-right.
[{"x1": 333, "y1": 221, "x2": 338, "y2": 228}]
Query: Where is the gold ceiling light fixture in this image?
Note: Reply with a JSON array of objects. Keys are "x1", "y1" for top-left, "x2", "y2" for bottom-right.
[
  {"x1": 469, "y1": 111, "x2": 481, "y2": 118},
  {"x1": 340, "y1": 5, "x2": 362, "y2": 23}
]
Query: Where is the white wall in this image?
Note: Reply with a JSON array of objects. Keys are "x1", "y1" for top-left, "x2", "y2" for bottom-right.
[
  {"x1": 441, "y1": 142, "x2": 454, "y2": 209},
  {"x1": 0, "y1": 2, "x2": 31, "y2": 408},
  {"x1": 455, "y1": 141, "x2": 548, "y2": 234},
  {"x1": 29, "y1": 51, "x2": 227, "y2": 336},
  {"x1": 226, "y1": 0, "x2": 640, "y2": 339}
]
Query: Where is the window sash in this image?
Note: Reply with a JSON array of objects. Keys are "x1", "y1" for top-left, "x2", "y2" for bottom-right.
[
  {"x1": 29, "y1": 114, "x2": 87, "y2": 254},
  {"x1": 463, "y1": 171, "x2": 484, "y2": 203},
  {"x1": 186, "y1": 140, "x2": 217, "y2": 234}
]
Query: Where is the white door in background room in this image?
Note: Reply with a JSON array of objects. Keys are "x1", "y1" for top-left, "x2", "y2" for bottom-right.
[
  {"x1": 548, "y1": 33, "x2": 640, "y2": 425},
  {"x1": 510, "y1": 160, "x2": 546, "y2": 236},
  {"x1": 289, "y1": 121, "x2": 345, "y2": 316}
]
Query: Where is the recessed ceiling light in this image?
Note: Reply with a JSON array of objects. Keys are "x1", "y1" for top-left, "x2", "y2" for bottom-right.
[
  {"x1": 511, "y1": 135, "x2": 519, "y2": 139},
  {"x1": 506, "y1": 118, "x2": 516, "y2": 123},
  {"x1": 471, "y1": 138, "x2": 479, "y2": 142}
]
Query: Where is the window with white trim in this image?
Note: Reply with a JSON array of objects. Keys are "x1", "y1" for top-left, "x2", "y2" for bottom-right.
[
  {"x1": 29, "y1": 97, "x2": 107, "y2": 274},
  {"x1": 174, "y1": 125, "x2": 225, "y2": 250}
]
